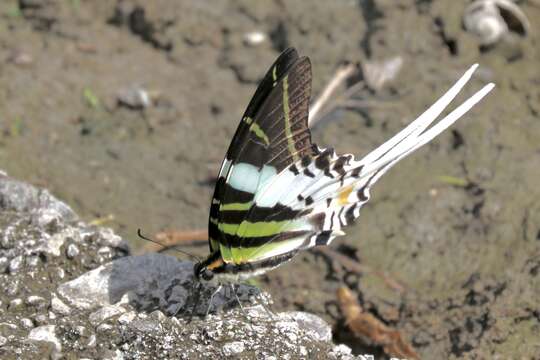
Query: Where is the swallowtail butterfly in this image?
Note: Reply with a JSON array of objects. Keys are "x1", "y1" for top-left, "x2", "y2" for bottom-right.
[{"x1": 194, "y1": 48, "x2": 494, "y2": 283}]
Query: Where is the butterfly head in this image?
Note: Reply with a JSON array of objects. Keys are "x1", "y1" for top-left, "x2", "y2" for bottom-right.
[{"x1": 193, "y1": 261, "x2": 214, "y2": 282}]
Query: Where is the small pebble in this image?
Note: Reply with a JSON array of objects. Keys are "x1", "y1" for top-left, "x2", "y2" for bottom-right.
[
  {"x1": 89, "y1": 305, "x2": 126, "y2": 326},
  {"x1": 117, "y1": 86, "x2": 152, "y2": 109},
  {"x1": 57, "y1": 268, "x2": 65, "y2": 280},
  {"x1": 223, "y1": 341, "x2": 245, "y2": 356},
  {"x1": 243, "y1": 31, "x2": 267, "y2": 46},
  {"x1": 9, "y1": 298, "x2": 23, "y2": 310},
  {"x1": 74, "y1": 325, "x2": 88, "y2": 336},
  {"x1": 97, "y1": 246, "x2": 111, "y2": 256},
  {"x1": 7, "y1": 51, "x2": 33, "y2": 66},
  {"x1": 6, "y1": 280, "x2": 19, "y2": 296},
  {"x1": 0, "y1": 234, "x2": 11, "y2": 248},
  {"x1": 34, "y1": 314, "x2": 48, "y2": 325},
  {"x1": 28, "y1": 325, "x2": 61, "y2": 355},
  {"x1": 96, "y1": 323, "x2": 113, "y2": 333},
  {"x1": 0, "y1": 335, "x2": 7, "y2": 347},
  {"x1": 9, "y1": 255, "x2": 24, "y2": 273},
  {"x1": 66, "y1": 243, "x2": 80, "y2": 259},
  {"x1": 20, "y1": 318, "x2": 34, "y2": 329},
  {"x1": 0, "y1": 257, "x2": 8, "y2": 273},
  {"x1": 86, "y1": 334, "x2": 96, "y2": 348},
  {"x1": 0, "y1": 323, "x2": 17, "y2": 332},
  {"x1": 51, "y1": 294, "x2": 71, "y2": 315},
  {"x1": 26, "y1": 256, "x2": 40, "y2": 267},
  {"x1": 117, "y1": 311, "x2": 136, "y2": 325},
  {"x1": 26, "y1": 295, "x2": 47, "y2": 309}
]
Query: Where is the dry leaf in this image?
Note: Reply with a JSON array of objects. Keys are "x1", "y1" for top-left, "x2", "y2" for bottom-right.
[{"x1": 337, "y1": 287, "x2": 420, "y2": 360}]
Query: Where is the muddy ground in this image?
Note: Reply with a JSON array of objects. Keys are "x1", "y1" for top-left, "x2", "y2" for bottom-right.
[{"x1": 0, "y1": 0, "x2": 539, "y2": 358}]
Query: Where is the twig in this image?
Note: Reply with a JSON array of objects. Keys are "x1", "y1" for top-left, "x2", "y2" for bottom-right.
[
  {"x1": 317, "y1": 247, "x2": 406, "y2": 293},
  {"x1": 309, "y1": 63, "x2": 357, "y2": 127}
]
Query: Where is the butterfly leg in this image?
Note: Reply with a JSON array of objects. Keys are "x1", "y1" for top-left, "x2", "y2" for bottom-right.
[
  {"x1": 255, "y1": 292, "x2": 276, "y2": 318},
  {"x1": 183, "y1": 281, "x2": 202, "y2": 323},
  {"x1": 205, "y1": 284, "x2": 223, "y2": 318},
  {"x1": 231, "y1": 283, "x2": 247, "y2": 316},
  {"x1": 231, "y1": 283, "x2": 260, "y2": 335}
]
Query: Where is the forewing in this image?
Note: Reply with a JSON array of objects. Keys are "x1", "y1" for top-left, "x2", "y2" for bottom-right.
[{"x1": 208, "y1": 48, "x2": 314, "y2": 260}]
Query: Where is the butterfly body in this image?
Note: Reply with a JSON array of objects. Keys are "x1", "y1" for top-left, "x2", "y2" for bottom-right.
[{"x1": 194, "y1": 48, "x2": 494, "y2": 283}]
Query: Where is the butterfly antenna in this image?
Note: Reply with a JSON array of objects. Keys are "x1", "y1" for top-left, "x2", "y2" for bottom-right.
[{"x1": 137, "y1": 228, "x2": 201, "y2": 262}]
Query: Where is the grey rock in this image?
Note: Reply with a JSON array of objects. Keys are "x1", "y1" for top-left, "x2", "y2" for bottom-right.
[
  {"x1": 222, "y1": 341, "x2": 245, "y2": 356},
  {"x1": 28, "y1": 325, "x2": 62, "y2": 359},
  {"x1": 117, "y1": 311, "x2": 136, "y2": 325},
  {"x1": 57, "y1": 253, "x2": 194, "y2": 311},
  {"x1": 36, "y1": 228, "x2": 75, "y2": 257},
  {"x1": 50, "y1": 294, "x2": 71, "y2": 315},
  {"x1": 1, "y1": 176, "x2": 358, "y2": 359},
  {"x1": 284, "y1": 311, "x2": 333, "y2": 342},
  {"x1": 89, "y1": 304, "x2": 127, "y2": 326},
  {"x1": 0, "y1": 335, "x2": 7, "y2": 347},
  {"x1": 91, "y1": 227, "x2": 127, "y2": 250},
  {"x1": 0, "y1": 176, "x2": 76, "y2": 223}
]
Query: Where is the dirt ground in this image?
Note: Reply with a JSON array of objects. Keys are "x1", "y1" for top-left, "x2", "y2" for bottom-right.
[{"x1": 1, "y1": 0, "x2": 539, "y2": 358}]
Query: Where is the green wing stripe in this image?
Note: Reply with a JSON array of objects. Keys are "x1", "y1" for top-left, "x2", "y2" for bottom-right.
[
  {"x1": 249, "y1": 122, "x2": 270, "y2": 145},
  {"x1": 272, "y1": 65, "x2": 278, "y2": 86},
  {"x1": 219, "y1": 219, "x2": 291, "y2": 237},
  {"x1": 227, "y1": 237, "x2": 305, "y2": 262},
  {"x1": 282, "y1": 75, "x2": 299, "y2": 164},
  {"x1": 220, "y1": 202, "x2": 253, "y2": 211}
]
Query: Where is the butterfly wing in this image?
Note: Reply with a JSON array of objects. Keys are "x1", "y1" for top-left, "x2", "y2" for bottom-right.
[
  {"x1": 208, "y1": 48, "x2": 314, "y2": 262},
  {"x1": 237, "y1": 64, "x2": 495, "y2": 262}
]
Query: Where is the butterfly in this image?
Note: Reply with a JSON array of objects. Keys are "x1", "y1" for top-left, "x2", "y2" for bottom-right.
[{"x1": 194, "y1": 48, "x2": 494, "y2": 283}]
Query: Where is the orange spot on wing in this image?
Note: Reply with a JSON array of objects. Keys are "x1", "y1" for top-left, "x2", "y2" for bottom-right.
[{"x1": 338, "y1": 185, "x2": 353, "y2": 205}]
